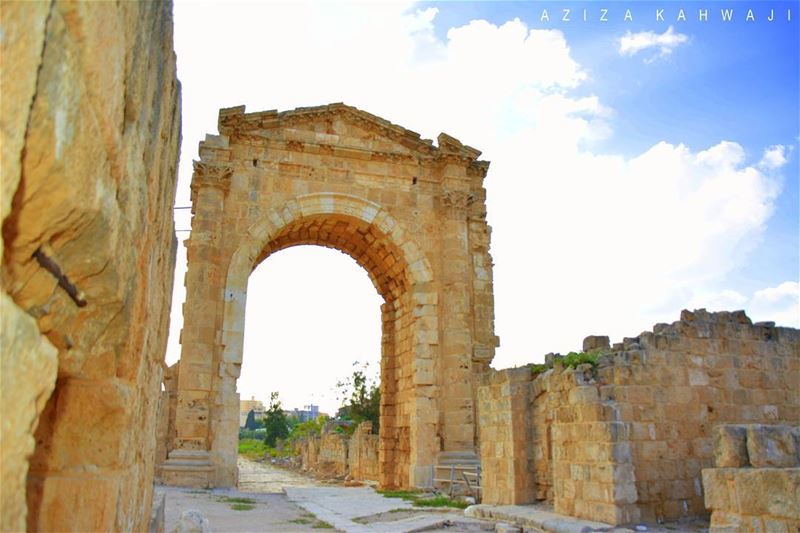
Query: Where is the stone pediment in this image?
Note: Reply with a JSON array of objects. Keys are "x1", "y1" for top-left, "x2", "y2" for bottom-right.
[{"x1": 217, "y1": 103, "x2": 482, "y2": 162}]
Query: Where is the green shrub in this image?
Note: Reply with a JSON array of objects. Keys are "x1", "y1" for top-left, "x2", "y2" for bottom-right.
[
  {"x1": 529, "y1": 349, "x2": 604, "y2": 377},
  {"x1": 238, "y1": 438, "x2": 267, "y2": 460}
]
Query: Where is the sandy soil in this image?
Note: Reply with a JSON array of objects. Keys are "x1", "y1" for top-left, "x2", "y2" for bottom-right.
[{"x1": 161, "y1": 458, "x2": 337, "y2": 532}]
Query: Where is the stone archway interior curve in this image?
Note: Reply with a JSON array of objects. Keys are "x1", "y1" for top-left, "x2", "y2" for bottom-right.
[{"x1": 216, "y1": 193, "x2": 436, "y2": 488}]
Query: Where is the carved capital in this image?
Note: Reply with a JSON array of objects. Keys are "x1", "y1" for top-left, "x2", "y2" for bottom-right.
[
  {"x1": 191, "y1": 161, "x2": 233, "y2": 194},
  {"x1": 439, "y1": 189, "x2": 474, "y2": 217}
]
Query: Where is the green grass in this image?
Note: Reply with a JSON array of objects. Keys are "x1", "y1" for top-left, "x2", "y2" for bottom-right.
[
  {"x1": 377, "y1": 489, "x2": 467, "y2": 509},
  {"x1": 529, "y1": 363, "x2": 548, "y2": 376},
  {"x1": 412, "y1": 495, "x2": 469, "y2": 509},
  {"x1": 217, "y1": 496, "x2": 256, "y2": 504},
  {"x1": 238, "y1": 438, "x2": 268, "y2": 460},
  {"x1": 289, "y1": 514, "x2": 334, "y2": 529},
  {"x1": 231, "y1": 503, "x2": 255, "y2": 511},
  {"x1": 377, "y1": 489, "x2": 421, "y2": 501},
  {"x1": 561, "y1": 350, "x2": 600, "y2": 368},
  {"x1": 217, "y1": 496, "x2": 257, "y2": 510},
  {"x1": 530, "y1": 349, "x2": 604, "y2": 377}
]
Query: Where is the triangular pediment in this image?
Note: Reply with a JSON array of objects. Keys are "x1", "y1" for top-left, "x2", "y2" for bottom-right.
[{"x1": 217, "y1": 103, "x2": 482, "y2": 160}]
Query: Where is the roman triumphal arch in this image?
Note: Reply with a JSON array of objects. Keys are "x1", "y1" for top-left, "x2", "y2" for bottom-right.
[{"x1": 161, "y1": 104, "x2": 498, "y2": 489}]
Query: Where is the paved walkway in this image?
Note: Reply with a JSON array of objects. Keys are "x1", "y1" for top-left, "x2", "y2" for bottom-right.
[
  {"x1": 165, "y1": 458, "x2": 706, "y2": 533},
  {"x1": 163, "y1": 459, "x2": 493, "y2": 532},
  {"x1": 285, "y1": 486, "x2": 492, "y2": 533}
]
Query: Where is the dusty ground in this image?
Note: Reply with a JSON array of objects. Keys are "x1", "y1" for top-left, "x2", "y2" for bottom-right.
[
  {"x1": 161, "y1": 458, "x2": 708, "y2": 533},
  {"x1": 161, "y1": 458, "x2": 491, "y2": 533},
  {"x1": 162, "y1": 458, "x2": 336, "y2": 532},
  {"x1": 237, "y1": 456, "x2": 326, "y2": 493}
]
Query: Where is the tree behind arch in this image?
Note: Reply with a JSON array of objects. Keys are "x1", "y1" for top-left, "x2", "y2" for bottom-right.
[
  {"x1": 244, "y1": 408, "x2": 259, "y2": 431},
  {"x1": 263, "y1": 391, "x2": 289, "y2": 447}
]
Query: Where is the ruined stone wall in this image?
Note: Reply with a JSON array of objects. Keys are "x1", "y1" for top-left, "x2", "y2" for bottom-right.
[
  {"x1": 300, "y1": 435, "x2": 320, "y2": 473},
  {"x1": 604, "y1": 310, "x2": 799, "y2": 522},
  {"x1": 0, "y1": 2, "x2": 180, "y2": 531},
  {"x1": 477, "y1": 368, "x2": 535, "y2": 504},
  {"x1": 316, "y1": 432, "x2": 349, "y2": 478},
  {"x1": 349, "y1": 422, "x2": 380, "y2": 482},
  {"x1": 477, "y1": 310, "x2": 800, "y2": 526},
  {"x1": 296, "y1": 422, "x2": 379, "y2": 482},
  {"x1": 702, "y1": 424, "x2": 800, "y2": 532}
]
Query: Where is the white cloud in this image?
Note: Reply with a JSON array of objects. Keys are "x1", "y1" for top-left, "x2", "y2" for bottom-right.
[
  {"x1": 758, "y1": 144, "x2": 789, "y2": 170},
  {"x1": 169, "y1": 4, "x2": 789, "y2": 407},
  {"x1": 749, "y1": 282, "x2": 800, "y2": 327},
  {"x1": 618, "y1": 26, "x2": 689, "y2": 61},
  {"x1": 687, "y1": 289, "x2": 748, "y2": 311},
  {"x1": 687, "y1": 283, "x2": 799, "y2": 328}
]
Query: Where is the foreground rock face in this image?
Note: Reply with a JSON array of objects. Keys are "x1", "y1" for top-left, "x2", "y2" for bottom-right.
[
  {"x1": 0, "y1": 2, "x2": 180, "y2": 531},
  {"x1": 703, "y1": 424, "x2": 800, "y2": 532}
]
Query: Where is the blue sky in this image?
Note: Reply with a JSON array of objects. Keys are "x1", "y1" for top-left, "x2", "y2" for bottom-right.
[
  {"x1": 424, "y1": 0, "x2": 799, "y2": 290},
  {"x1": 171, "y1": 1, "x2": 799, "y2": 412}
]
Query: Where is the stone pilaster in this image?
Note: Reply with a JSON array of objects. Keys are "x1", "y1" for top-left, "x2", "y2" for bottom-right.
[
  {"x1": 161, "y1": 161, "x2": 231, "y2": 487},
  {"x1": 437, "y1": 174, "x2": 477, "y2": 453}
]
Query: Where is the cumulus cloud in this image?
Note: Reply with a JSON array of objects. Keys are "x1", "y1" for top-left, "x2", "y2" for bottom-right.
[
  {"x1": 618, "y1": 26, "x2": 689, "y2": 61},
  {"x1": 750, "y1": 282, "x2": 800, "y2": 326},
  {"x1": 169, "y1": 4, "x2": 789, "y2": 397},
  {"x1": 758, "y1": 144, "x2": 789, "y2": 170},
  {"x1": 687, "y1": 283, "x2": 799, "y2": 328}
]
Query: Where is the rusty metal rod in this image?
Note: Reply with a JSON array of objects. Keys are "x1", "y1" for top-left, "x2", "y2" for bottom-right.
[{"x1": 32, "y1": 246, "x2": 87, "y2": 307}]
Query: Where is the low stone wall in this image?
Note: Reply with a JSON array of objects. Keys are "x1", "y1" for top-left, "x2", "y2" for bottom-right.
[
  {"x1": 477, "y1": 310, "x2": 800, "y2": 526},
  {"x1": 349, "y1": 422, "x2": 380, "y2": 481},
  {"x1": 477, "y1": 368, "x2": 535, "y2": 504},
  {"x1": 317, "y1": 432, "x2": 349, "y2": 478},
  {"x1": 702, "y1": 424, "x2": 800, "y2": 532},
  {"x1": 297, "y1": 422, "x2": 379, "y2": 482}
]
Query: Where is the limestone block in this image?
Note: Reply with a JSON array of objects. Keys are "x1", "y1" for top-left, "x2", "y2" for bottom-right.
[
  {"x1": 26, "y1": 474, "x2": 120, "y2": 531},
  {"x1": 746, "y1": 425, "x2": 799, "y2": 468},
  {"x1": 0, "y1": 294, "x2": 58, "y2": 533},
  {"x1": 0, "y1": 0, "x2": 50, "y2": 248},
  {"x1": 583, "y1": 335, "x2": 610, "y2": 351},
  {"x1": 734, "y1": 468, "x2": 800, "y2": 519},
  {"x1": 171, "y1": 510, "x2": 212, "y2": 533},
  {"x1": 713, "y1": 425, "x2": 750, "y2": 467}
]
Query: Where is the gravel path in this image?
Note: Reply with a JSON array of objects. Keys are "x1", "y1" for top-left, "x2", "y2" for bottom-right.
[
  {"x1": 161, "y1": 458, "x2": 336, "y2": 532},
  {"x1": 237, "y1": 456, "x2": 325, "y2": 493}
]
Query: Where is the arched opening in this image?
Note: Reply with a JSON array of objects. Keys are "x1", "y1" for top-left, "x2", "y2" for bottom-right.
[
  {"x1": 204, "y1": 198, "x2": 438, "y2": 489},
  {"x1": 236, "y1": 245, "x2": 382, "y2": 481}
]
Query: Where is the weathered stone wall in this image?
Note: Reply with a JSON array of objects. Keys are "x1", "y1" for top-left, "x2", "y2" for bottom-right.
[
  {"x1": 317, "y1": 432, "x2": 349, "y2": 478},
  {"x1": 477, "y1": 368, "x2": 535, "y2": 504},
  {"x1": 478, "y1": 310, "x2": 800, "y2": 526},
  {"x1": 702, "y1": 424, "x2": 800, "y2": 532},
  {"x1": 300, "y1": 435, "x2": 320, "y2": 473},
  {"x1": 297, "y1": 422, "x2": 379, "y2": 482},
  {"x1": 349, "y1": 422, "x2": 380, "y2": 482},
  {"x1": 0, "y1": 2, "x2": 180, "y2": 531},
  {"x1": 480, "y1": 362, "x2": 638, "y2": 524}
]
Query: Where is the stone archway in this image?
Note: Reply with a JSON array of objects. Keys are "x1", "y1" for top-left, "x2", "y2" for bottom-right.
[{"x1": 161, "y1": 104, "x2": 498, "y2": 489}]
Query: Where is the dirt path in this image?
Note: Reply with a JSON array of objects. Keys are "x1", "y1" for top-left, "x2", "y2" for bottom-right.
[
  {"x1": 161, "y1": 458, "x2": 334, "y2": 532},
  {"x1": 237, "y1": 456, "x2": 325, "y2": 493}
]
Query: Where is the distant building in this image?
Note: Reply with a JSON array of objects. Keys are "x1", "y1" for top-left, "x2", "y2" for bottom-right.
[
  {"x1": 239, "y1": 396, "x2": 265, "y2": 428},
  {"x1": 284, "y1": 404, "x2": 322, "y2": 422}
]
